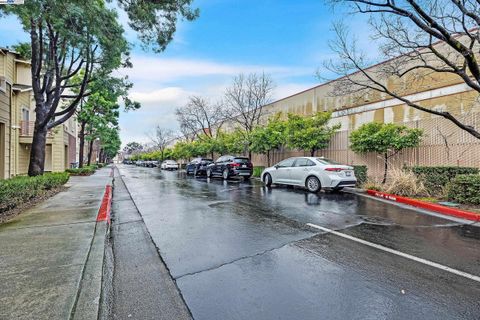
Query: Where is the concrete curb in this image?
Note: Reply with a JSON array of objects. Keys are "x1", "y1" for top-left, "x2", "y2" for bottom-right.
[{"x1": 366, "y1": 190, "x2": 480, "y2": 222}]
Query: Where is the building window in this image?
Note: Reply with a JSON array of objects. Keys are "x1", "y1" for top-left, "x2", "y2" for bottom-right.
[
  {"x1": 0, "y1": 78, "x2": 6, "y2": 93},
  {"x1": 22, "y1": 108, "x2": 30, "y2": 122}
]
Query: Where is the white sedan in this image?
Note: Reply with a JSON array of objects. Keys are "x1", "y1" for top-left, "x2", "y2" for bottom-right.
[
  {"x1": 160, "y1": 160, "x2": 179, "y2": 170},
  {"x1": 261, "y1": 157, "x2": 357, "y2": 193}
]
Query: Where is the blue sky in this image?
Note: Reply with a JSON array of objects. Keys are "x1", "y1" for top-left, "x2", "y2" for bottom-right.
[{"x1": 0, "y1": 0, "x2": 373, "y2": 145}]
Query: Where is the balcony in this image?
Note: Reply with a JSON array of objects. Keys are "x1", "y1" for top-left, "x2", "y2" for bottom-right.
[{"x1": 19, "y1": 121, "x2": 54, "y2": 143}]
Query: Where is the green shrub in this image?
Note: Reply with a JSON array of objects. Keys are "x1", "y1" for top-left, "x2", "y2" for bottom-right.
[
  {"x1": 0, "y1": 172, "x2": 69, "y2": 213},
  {"x1": 253, "y1": 166, "x2": 265, "y2": 178},
  {"x1": 447, "y1": 174, "x2": 480, "y2": 205},
  {"x1": 410, "y1": 166, "x2": 479, "y2": 196},
  {"x1": 352, "y1": 165, "x2": 367, "y2": 186},
  {"x1": 66, "y1": 166, "x2": 96, "y2": 176}
]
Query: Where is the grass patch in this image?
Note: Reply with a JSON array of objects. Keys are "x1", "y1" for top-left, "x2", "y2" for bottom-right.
[{"x1": 253, "y1": 166, "x2": 265, "y2": 178}]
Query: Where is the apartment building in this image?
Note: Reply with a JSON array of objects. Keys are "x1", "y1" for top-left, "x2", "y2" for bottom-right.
[{"x1": 0, "y1": 47, "x2": 77, "y2": 179}]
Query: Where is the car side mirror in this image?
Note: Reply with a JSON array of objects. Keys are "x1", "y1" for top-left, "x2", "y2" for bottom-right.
[{"x1": 274, "y1": 165, "x2": 279, "y2": 169}]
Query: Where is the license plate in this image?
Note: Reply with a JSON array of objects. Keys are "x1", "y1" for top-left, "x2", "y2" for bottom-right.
[
  {"x1": 242, "y1": 165, "x2": 247, "y2": 168},
  {"x1": 346, "y1": 171, "x2": 351, "y2": 176}
]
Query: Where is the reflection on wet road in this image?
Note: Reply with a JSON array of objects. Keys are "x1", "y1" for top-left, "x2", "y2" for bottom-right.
[{"x1": 117, "y1": 165, "x2": 480, "y2": 320}]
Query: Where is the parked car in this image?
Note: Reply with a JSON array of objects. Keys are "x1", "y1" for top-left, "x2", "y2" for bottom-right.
[
  {"x1": 261, "y1": 157, "x2": 356, "y2": 192},
  {"x1": 206, "y1": 155, "x2": 253, "y2": 180},
  {"x1": 144, "y1": 160, "x2": 158, "y2": 168},
  {"x1": 186, "y1": 157, "x2": 213, "y2": 176},
  {"x1": 161, "y1": 160, "x2": 179, "y2": 170},
  {"x1": 135, "y1": 160, "x2": 144, "y2": 166}
]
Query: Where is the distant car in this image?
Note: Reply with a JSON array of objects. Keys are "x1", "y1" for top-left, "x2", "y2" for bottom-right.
[
  {"x1": 261, "y1": 157, "x2": 356, "y2": 193},
  {"x1": 135, "y1": 160, "x2": 144, "y2": 166},
  {"x1": 144, "y1": 160, "x2": 158, "y2": 168},
  {"x1": 161, "y1": 160, "x2": 179, "y2": 170},
  {"x1": 186, "y1": 157, "x2": 213, "y2": 176},
  {"x1": 206, "y1": 155, "x2": 253, "y2": 180}
]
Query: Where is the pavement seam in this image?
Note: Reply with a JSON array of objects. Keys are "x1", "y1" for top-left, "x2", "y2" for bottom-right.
[
  {"x1": 174, "y1": 233, "x2": 319, "y2": 280},
  {"x1": 114, "y1": 167, "x2": 195, "y2": 319},
  {"x1": 0, "y1": 263, "x2": 85, "y2": 276},
  {"x1": 68, "y1": 217, "x2": 100, "y2": 320},
  {"x1": 1, "y1": 220, "x2": 97, "y2": 231}
]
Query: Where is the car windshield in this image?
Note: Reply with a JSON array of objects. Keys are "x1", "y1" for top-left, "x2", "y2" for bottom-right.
[{"x1": 316, "y1": 158, "x2": 342, "y2": 165}]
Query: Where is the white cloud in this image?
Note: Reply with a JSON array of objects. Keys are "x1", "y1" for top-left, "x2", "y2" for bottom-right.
[
  {"x1": 129, "y1": 87, "x2": 190, "y2": 105},
  {"x1": 121, "y1": 55, "x2": 312, "y2": 84}
]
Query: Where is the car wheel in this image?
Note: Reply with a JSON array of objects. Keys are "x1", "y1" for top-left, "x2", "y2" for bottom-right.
[
  {"x1": 223, "y1": 168, "x2": 229, "y2": 180},
  {"x1": 263, "y1": 173, "x2": 272, "y2": 186},
  {"x1": 207, "y1": 169, "x2": 212, "y2": 178},
  {"x1": 306, "y1": 176, "x2": 321, "y2": 193}
]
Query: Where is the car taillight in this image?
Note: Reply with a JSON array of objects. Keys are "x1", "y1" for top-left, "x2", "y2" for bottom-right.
[
  {"x1": 325, "y1": 167, "x2": 343, "y2": 172},
  {"x1": 231, "y1": 162, "x2": 240, "y2": 167}
]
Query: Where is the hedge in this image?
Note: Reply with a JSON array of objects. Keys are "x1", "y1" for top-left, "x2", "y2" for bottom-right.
[
  {"x1": 66, "y1": 165, "x2": 97, "y2": 176},
  {"x1": 410, "y1": 166, "x2": 479, "y2": 195},
  {"x1": 447, "y1": 174, "x2": 480, "y2": 205},
  {"x1": 352, "y1": 165, "x2": 367, "y2": 186},
  {"x1": 0, "y1": 172, "x2": 70, "y2": 213}
]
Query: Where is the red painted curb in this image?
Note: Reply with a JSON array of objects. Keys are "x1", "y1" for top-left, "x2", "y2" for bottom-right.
[
  {"x1": 97, "y1": 185, "x2": 112, "y2": 223},
  {"x1": 367, "y1": 190, "x2": 480, "y2": 222}
]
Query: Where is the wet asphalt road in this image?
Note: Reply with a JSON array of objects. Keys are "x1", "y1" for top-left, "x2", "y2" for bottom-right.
[{"x1": 116, "y1": 165, "x2": 480, "y2": 320}]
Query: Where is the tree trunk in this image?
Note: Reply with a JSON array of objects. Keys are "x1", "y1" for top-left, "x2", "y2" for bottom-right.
[
  {"x1": 87, "y1": 139, "x2": 94, "y2": 166},
  {"x1": 28, "y1": 122, "x2": 48, "y2": 176},
  {"x1": 266, "y1": 150, "x2": 270, "y2": 167},
  {"x1": 310, "y1": 149, "x2": 315, "y2": 157},
  {"x1": 382, "y1": 153, "x2": 388, "y2": 184},
  {"x1": 78, "y1": 122, "x2": 86, "y2": 168},
  {"x1": 98, "y1": 148, "x2": 104, "y2": 164}
]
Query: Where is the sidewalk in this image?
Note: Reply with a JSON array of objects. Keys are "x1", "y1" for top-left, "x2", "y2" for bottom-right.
[{"x1": 0, "y1": 167, "x2": 113, "y2": 320}]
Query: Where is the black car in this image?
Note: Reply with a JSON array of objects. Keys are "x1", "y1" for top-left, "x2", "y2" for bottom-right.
[
  {"x1": 206, "y1": 155, "x2": 253, "y2": 180},
  {"x1": 185, "y1": 157, "x2": 213, "y2": 176}
]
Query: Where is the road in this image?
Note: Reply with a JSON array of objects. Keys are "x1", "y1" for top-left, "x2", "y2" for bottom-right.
[{"x1": 111, "y1": 164, "x2": 480, "y2": 320}]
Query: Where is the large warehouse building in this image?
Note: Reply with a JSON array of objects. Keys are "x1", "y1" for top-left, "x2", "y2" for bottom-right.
[{"x1": 251, "y1": 52, "x2": 480, "y2": 178}]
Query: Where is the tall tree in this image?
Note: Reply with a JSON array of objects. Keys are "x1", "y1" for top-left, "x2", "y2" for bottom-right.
[
  {"x1": 223, "y1": 73, "x2": 275, "y2": 157},
  {"x1": 148, "y1": 126, "x2": 173, "y2": 161},
  {"x1": 116, "y1": 0, "x2": 198, "y2": 52},
  {"x1": 350, "y1": 122, "x2": 423, "y2": 184},
  {"x1": 99, "y1": 126, "x2": 122, "y2": 163},
  {"x1": 77, "y1": 75, "x2": 139, "y2": 167},
  {"x1": 326, "y1": 0, "x2": 480, "y2": 140},
  {"x1": 286, "y1": 112, "x2": 340, "y2": 157},
  {"x1": 175, "y1": 96, "x2": 225, "y2": 139},
  {"x1": 123, "y1": 142, "x2": 143, "y2": 155},
  {"x1": 224, "y1": 73, "x2": 275, "y2": 132}
]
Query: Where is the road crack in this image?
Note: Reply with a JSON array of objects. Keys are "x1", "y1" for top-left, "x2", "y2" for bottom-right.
[{"x1": 174, "y1": 233, "x2": 319, "y2": 280}]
